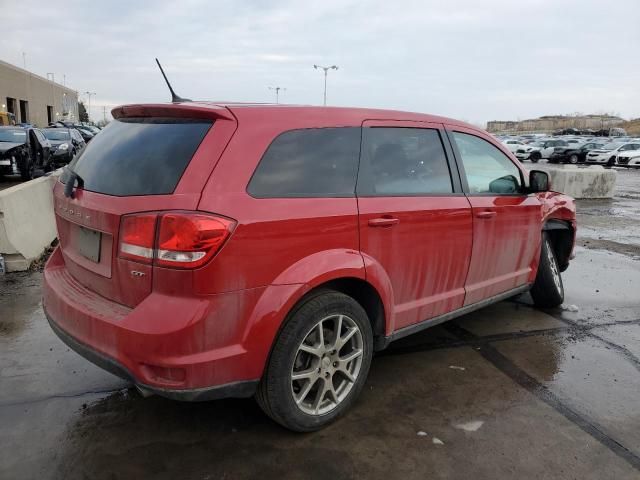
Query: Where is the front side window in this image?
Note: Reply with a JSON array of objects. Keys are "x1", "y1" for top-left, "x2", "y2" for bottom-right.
[
  {"x1": 357, "y1": 127, "x2": 453, "y2": 196},
  {"x1": 247, "y1": 127, "x2": 361, "y2": 198},
  {"x1": 452, "y1": 131, "x2": 522, "y2": 195}
]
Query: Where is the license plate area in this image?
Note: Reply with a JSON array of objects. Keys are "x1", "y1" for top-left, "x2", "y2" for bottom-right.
[{"x1": 77, "y1": 226, "x2": 102, "y2": 262}]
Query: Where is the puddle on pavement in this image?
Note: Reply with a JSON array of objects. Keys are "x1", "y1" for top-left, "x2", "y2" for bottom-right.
[{"x1": 493, "y1": 332, "x2": 640, "y2": 455}]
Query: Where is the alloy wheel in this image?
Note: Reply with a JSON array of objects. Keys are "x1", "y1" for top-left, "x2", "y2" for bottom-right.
[{"x1": 291, "y1": 314, "x2": 364, "y2": 416}]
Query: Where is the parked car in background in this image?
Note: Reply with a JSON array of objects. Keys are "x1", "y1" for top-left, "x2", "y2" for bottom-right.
[
  {"x1": 43, "y1": 103, "x2": 577, "y2": 432},
  {"x1": 0, "y1": 126, "x2": 52, "y2": 179},
  {"x1": 515, "y1": 139, "x2": 569, "y2": 162},
  {"x1": 42, "y1": 128, "x2": 86, "y2": 166},
  {"x1": 586, "y1": 142, "x2": 640, "y2": 166},
  {"x1": 616, "y1": 149, "x2": 640, "y2": 168},
  {"x1": 548, "y1": 142, "x2": 605, "y2": 164},
  {"x1": 501, "y1": 138, "x2": 526, "y2": 152},
  {"x1": 72, "y1": 125, "x2": 95, "y2": 142},
  {"x1": 81, "y1": 123, "x2": 102, "y2": 134}
]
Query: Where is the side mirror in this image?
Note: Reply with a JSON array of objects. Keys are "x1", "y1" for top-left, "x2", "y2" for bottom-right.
[
  {"x1": 489, "y1": 175, "x2": 519, "y2": 194},
  {"x1": 529, "y1": 170, "x2": 549, "y2": 193}
]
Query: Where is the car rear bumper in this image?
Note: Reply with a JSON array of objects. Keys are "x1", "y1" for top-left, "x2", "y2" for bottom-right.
[
  {"x1": 46, "y1": 314, "x2": 258, "y2": 401},
  {"x1": 43, "y1": 246, "x2": 263, "y2": 400}
]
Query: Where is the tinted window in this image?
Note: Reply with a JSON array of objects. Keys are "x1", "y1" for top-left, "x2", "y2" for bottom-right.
[
  {"x1": 62, "y1": 118, "x2": 212, "y2": 196},
  {"x1": 357, "y1": 127, "x2": 453, "y2": 196},
  {"x1": 248, "y1": 127, "x2": 360, "y2": 198},
  {"x1": 452, "y1": 132, "x2": 522, "y2": 194}
]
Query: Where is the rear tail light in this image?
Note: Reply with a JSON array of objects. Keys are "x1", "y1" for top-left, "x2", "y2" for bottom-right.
[
  {"x1": 118, "y1": 212, "x2": 235, "y2": 269},
  {"x1": 119, "y1": 214, "x2": 157, "y2": 264},
  {"x1": 156, "y1": 214, "x2": 235, "y2": 268}
]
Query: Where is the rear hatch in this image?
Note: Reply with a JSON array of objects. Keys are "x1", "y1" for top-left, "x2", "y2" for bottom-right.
[{"x1": 53, "y1": 104, "x2": 237, "y2": 308}]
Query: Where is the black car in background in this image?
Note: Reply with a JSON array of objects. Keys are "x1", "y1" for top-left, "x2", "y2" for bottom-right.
[
  {"x1": 41, "y1": 128, "x2": 86, "y2": 166},
  {"x1": 548, "y1": 141, "x2": 606, "y2": 164},
  {"x1": 48, "y1": 121, "x2": 96, "y2": 143},
  {"x1": 0, "y1": 126, "x2": 52, "y2": 179}
]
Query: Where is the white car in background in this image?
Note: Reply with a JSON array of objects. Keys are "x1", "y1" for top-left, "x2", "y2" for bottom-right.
[
  {"x1": 501, "y1": 139, "x2": 526, "y2": 152},
  {"x1": 515, "y1": 139, "x2": 569, "y2": 162},
  {"x1": 586, "y1": 142, "x2": 640, "y2": 166},
  {"x1": 616, "y1": 149, "x2": 640, "y2": 168}
]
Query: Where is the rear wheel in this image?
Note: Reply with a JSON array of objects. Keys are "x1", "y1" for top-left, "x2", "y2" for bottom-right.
[
  {"x1": 531, "y1": 233, "x2": 564, "y2": 308},
  {"x1": 568, "y1": 154, "x2": 579, "y2": 164},
  {"x1": 256, "y1": 291, "x2": 373, "y2": 432}
]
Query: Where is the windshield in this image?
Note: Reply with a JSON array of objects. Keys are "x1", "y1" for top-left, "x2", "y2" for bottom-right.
[
  {"x1": 601, "y1": 143, "x2": 622, "y2": 151},
  {"x1": 0, "y1": 129, "x2": 26, "y2": 142},
  {"x1": 42, "y1": 129, "x2": 71, "y2": 141}
]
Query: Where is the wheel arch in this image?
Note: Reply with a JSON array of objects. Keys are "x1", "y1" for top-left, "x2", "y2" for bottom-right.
[{"x1": 542, "y1": 218, "x2": 574, "y2": 272}]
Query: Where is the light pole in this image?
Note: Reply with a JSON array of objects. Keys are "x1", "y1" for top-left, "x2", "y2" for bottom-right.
[
  {"x1": 313, "y1": 64, "x2": 338, "y2": 106},
  {"x1": 84, "y1": 91, "x2": 96, "y2": 123},
  {"x1": 268, "y1": 86, "x2": 286, "y2": 104}
]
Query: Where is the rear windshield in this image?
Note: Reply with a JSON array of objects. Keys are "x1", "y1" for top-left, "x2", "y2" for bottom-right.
[{"x1": 62, "y1": 118, "x2": 212, "y2": 196}]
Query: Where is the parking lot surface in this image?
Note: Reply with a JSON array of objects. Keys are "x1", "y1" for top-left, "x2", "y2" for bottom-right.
[{"x1": 1, "y1": 169, "x2": 639, "y2": 479}]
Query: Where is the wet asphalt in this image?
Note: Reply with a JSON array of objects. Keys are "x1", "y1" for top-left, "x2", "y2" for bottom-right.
[{"x1": 1, "y1": 168, "x2": 639, "y2": 480}]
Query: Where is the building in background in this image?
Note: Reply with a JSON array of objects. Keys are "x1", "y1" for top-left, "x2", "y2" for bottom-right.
[
  {"x1": 0, "y1": 59, "x2": 78, "y2": 127},
  {"x1": 487, "y1": 114, "x2": 625, "y2": 134}
]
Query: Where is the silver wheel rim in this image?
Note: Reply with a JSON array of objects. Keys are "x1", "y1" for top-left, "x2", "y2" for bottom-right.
[
  {"x1": 570, "y1": 155, "x2": 578, "y2": 163},
  {"x1": 547, "y1": 241, "x2": 562, "y2": 292},
  {"x1": 291, "y1": 314, "x2": 364, "y2": 416}
]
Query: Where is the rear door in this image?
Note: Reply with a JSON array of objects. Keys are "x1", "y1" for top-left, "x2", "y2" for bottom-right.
[
  {"x1": 53, "y1": 109, "x2": 237, "y2": 307},
  {"x1": 357, "y1": 121, "x2": 473, "y2": 330},
  {"x1": 447, "y1": 127, "x2": 541, "y2": 305}
]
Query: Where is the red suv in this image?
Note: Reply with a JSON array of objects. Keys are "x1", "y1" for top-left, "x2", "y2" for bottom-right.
[{"x1": 43, "y1": 103, "x2": 576, "y2": 431}]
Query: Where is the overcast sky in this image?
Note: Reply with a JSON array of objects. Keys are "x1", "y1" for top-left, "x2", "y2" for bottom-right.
[{"x1": 2, "y1": 0, "x2": 639, "y2": 125}]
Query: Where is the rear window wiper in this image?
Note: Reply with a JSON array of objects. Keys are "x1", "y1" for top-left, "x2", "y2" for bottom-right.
[{"x1": 63, "y1": 166, "x2": 84, "y2": 199}]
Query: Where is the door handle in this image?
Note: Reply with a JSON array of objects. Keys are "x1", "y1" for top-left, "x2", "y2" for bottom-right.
[
  {"x1": 368, "y1": 217, "x2": 399, "y2": 227},
  {"x1": 475, "y1": 210, "x2": 497, "y2": 219}
]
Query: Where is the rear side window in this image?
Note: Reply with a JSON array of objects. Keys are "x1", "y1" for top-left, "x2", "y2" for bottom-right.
[
  {"x1": 247, "y1": 127, "x2": 361, "y2": 198},
  {"x1": 63, "y1": 118, "x2": 212, "y2": 196},
  {"x1": 357, "y1": 127, "x2": 453, "y2": 196}
]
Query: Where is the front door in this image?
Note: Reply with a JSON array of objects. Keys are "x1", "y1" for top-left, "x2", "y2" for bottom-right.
[
  {"x1": 357, "y1": 121, "x2": 473, "y2": 331},
  {"x1": 447, "y1": 127, "x2": 542, "y2": 305}
]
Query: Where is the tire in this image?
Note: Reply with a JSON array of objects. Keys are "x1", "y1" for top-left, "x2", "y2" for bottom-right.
[
  {"x1": 568, "y1": 154, "x2": 579, "y2": 164},
  {"x1": 530, "y1": 233, "x2": 564, "y2": 308},
  {"x1": 18, "y1": 154, "x2": 34, "y2": 181},
  {"x1": 607, "y1": 156, "x2": 616, "y2": 167},
  {"x1": 256, "y1": 290, "x2": 373, "y2": 432},
  {"x1": 530, "y1": 152, "x2": 541, "y2": 162}
]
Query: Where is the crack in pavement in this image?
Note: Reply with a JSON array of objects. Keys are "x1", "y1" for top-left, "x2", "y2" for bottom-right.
[
  {"x1": 0, "y1": 386, "x2": 129, "y2": 409},
  {"x1": 442, "y1": 322, "x2": 640, "y2": 473}
]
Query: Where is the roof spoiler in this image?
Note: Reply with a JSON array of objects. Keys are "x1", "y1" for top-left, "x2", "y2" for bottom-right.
[{"x1": 111, "y1": 103, "x2": 234, "y2": 121}]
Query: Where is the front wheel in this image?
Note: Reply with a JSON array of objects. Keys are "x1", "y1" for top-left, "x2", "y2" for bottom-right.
[
  {"x1": 530, "y1": 152, "x2": 541, "y2": 162},
  {"x1": 18, "y1": 154, "x2": 34, "y2": 181},
  {"x1": 530, "y1": 233, "x2": 564, "y2": 308},
  {"x1": 568, "y1": 154, "x2": 579, "y2": 164},
  {"x1": 256, "y1": 291, "x2": 373, "y2": 432}
]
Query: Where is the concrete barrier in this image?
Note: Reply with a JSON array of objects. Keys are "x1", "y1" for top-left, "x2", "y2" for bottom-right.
[
  {"x1": 0, "y1": 172, "x2": 60, "y2": 272},
  {"x1": 532, "y1": 164, "x2": 616, "y2": 199}
]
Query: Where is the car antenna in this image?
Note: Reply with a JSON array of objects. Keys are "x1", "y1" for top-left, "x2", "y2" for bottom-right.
[{"x1": 155, "y1": 58, "x2": 191, "y2": 103}]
